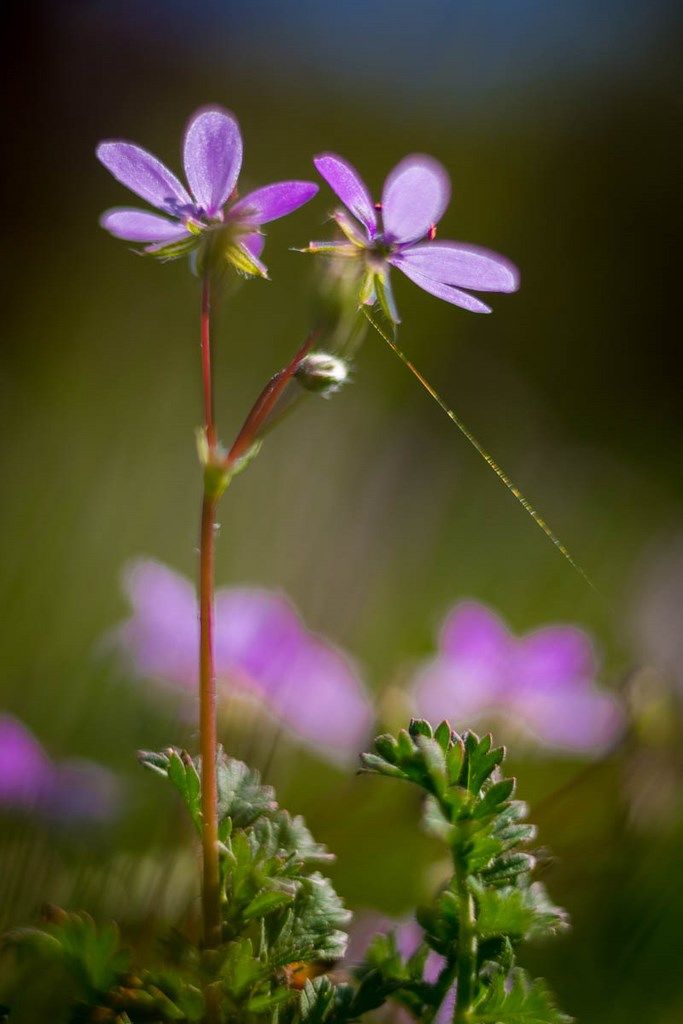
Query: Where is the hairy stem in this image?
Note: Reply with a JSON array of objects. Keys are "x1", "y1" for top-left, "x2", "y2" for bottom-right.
[
  {"x1": 453, "y1": 848, "x2": 477, "y2": 1024},
  {"x1": 198, "y1": 274, "x2": 221, "y2": 949}
]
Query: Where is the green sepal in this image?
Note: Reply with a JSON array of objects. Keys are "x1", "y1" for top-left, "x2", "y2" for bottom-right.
[
  {"x1": 332, "y1": 209, "x2": 368, "y2": 246},
  {"x1": 228, "y1": 440, "x2": 263, "y2": 478},
  {"x1": 224, "y1": 242, "x2": 269, "y2": 279},
  {"x1": 147, "y1": 234, "x2": 203, "y2": 263},
  {"x1": 374, "y1": 270, "x2": 401, "y2": 327}
]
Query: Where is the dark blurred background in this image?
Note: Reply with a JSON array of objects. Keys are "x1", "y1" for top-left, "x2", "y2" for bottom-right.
[{"x1": 2, "y1": 2, "x2": 683, "y2": 1022}]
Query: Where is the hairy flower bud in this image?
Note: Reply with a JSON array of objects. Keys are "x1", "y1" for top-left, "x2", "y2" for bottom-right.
[{"x1": 295, "y1": 352, "x2": 349, "y2": 396}]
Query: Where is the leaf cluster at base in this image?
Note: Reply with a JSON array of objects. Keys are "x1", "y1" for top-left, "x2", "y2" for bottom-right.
[
  {"x1": 0, "y1": 749, "x2": 352, "y2": 1024},
  {"x1": 345, "y1": 719, "x2": 571, "y2": 1024},
  {"x1": 0, "y1": 728, "x2": 571, "y2": 1024}
]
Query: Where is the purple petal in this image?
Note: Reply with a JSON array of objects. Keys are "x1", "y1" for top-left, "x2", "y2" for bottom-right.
[
  {"x1": 413, "y1": 603, "x2": 507, "y2": 728},
  {"x1": 392, "y1": 241, "x2": 519, "y2": 293},
  {"x1": 514, "y1": 688, "x2": 624, "y2": 753},
  {"x1": 117, "y1": 560, "x2": 198, "y2": 689},
  {"x1": 314, "y1": 153, "x2": 377, "y2": 236},
  {"x1": 412, "y1": 657, "x2": 502, "y2": 727},
  {"x1": 266, "y1": 640, "x2": 373, "y2": 762},
  {"x1": 440, "y1": 601, "x2": 511, "y2": 663},
  {"x1": 214, "y1": 587, "x2": 372, "y2": 761},
  {"x1": 513, "y1": 626, "x2": 597, "y2": 697},
  {"x1": 183, "y1": 106, "x2": 242, "y2": 216},
  {"x1": 231, "y1": 181, "x2": 319, "y2": 225},
  {"x1": 0, "y1": 716, "x2": 51, "y2": 807},
  {"x1": 436, "y1": 985, "x2": 458, "y2": 1024},
  {"x1": 99, "y1": 207, "x2": 188, "y2": 242},
  {"x1": 381, "y1": 155, "x2": 450, "y2": 244},
  {"x1": 241, "y1": 232, "x2": 265, "y2": 259},
  {"x1": 395, "y1": 261, "x2": 492, "y2": 313},
  {"x1": 214, "y1": 588, "x2": 303, "y2": 683},
  {"x1": 96, "y1": 141, "x2": 191, "y2": 213},
  {"x1": 115, "y1": 562, "x2": 373, "y2": 764}
]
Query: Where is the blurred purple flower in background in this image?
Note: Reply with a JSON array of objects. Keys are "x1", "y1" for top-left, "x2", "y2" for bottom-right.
[
  {"x1": 0, "y1": 715, "x2": 49, "y2": 809},
  {"x1": 97, "y1": 105, "x2": 318, "y2": 274},
  {"x1": 347, "y1": 913, "x2": 452, "y2": 1024},
  {"x1": 306, "y1": 152, "x2": 518, "y2": 320},
  {"x1": 0, "y1": 715, "x2": 120, "y2": 825},
  {"x1": 411, "y1": 601, "x2": 624, "y2": 755},
  {"x1": 116, "y1": 559, "x2": 373, "y2": 764}
]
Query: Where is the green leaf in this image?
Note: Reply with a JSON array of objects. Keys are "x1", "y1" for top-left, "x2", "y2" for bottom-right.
[
  {"x1": 464, "y1": 733, "x2": 505, "y2": 794},
  {"x1": 445, "y1": 733, "x2": 466, "y2": 783},
  {"x1": 416, "y1": 889, "x2": 461, "y2": 956},
  {"x1": 350, "y1": 967, "x2": 405, "y2": 1015},
  {"x1": 5, "y1": 911, "x2": 131, "y2": 1002},
  {"x1": 434, "y1": 720, "x2": 454, "y2": 751},
  {"x1": 474, "y1": 777, "x2": 516, "y2": 820},
  {"x1": 219, "y1": 938, "x2": 266, "y2": 1000},
  {"x1": 493, "y1": 801, "x2": 538, "y2": 852},
  {"x1": 472, "y1": 968, "x2": 572, "y2": 1024},
  {"x1": 474, "y1": 882, "x2": 569, "y2": 941},
  {"x1": 480, "y1": 852, "x2": 536, "y2": 886},
  {"x1": 250, "y1": 810, "x2": 334, "y2": 867},
  {"x1": 246, "y1": 987, "x2": 291, "y2": 1013},
  {"x1": 215, "y1": 748, "x2": 277, "y2": 829},
  {"x1": 359, "y1": 752, "x2": 406, "y2": 779},
  {"x1": 271, "y1": 874, "x2": 351, "y2": 965},
  {"x1": 409, "y1": 719, "x2": 434, "y2": 739},
  {"x1": 300, "y1": 976, "x2": 336, "y2": 1024},
  {"x1": 243, "y1": 889, "x2": 295, "y2": 921},
  {"x1": 422, "y1": 795, "x2": 455, "y2": 842},
  {"x1": 396, "y1": 729, "x2": 415, "y2": 760},
  {"x1": 139, "y1": 748, "x2": 202, "y2": 831},
  {"x1": 374, "y1": 733, "x2": 400, "y2": 764},
  {"x1": 415, "y1": 736, "x2": 448, "y2": 795}
]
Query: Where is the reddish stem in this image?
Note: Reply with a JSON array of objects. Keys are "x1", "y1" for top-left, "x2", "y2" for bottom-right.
[
  {"x1": 198, "y1": 275, "x2": 221, "y2": 949},
  {"x1": 201, "y1": 275, "x2": 216, "y2": 451},
  {"x1": 226, "y1": 331, "x2": 317, "y2": 466}
]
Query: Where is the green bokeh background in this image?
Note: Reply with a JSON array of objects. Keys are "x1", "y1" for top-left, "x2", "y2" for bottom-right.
[{"x1": 2, "y1": 2, "x2": 683, "y2": 1021}]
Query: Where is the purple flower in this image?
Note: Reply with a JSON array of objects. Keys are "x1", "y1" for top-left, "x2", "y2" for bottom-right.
[
  {"x1": 347, "y1": 913, "x2": 450, "y2": 1024},
  {"x1": 305, "y1": 152, "x2": 519, "y2": 321},
  {"x1": 411, "y1": 601, "x2": 624, "y2": 755},
  {"x1": 116, "y1": 559, "x2": 373, "y2": 764},
  {"x1": 0, "y1": 715, "x2": 51, "y2": 809},
  {"x1": 97, "y1": 106, "x2": 318, "y2": 276},
  {"x1": 0, "y1": 715, "x2": 120, "y2": 824}
]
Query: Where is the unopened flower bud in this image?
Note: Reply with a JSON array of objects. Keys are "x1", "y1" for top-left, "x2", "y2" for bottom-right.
[{"x1": 295, "y1": 352, "x2": 349, "y2": 396}]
